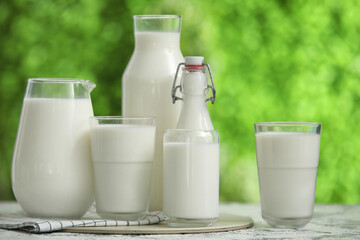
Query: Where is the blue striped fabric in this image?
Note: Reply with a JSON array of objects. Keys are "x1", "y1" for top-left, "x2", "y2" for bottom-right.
[{"x1": 0, "y1": 205, "x2": 164, "y2": 233}]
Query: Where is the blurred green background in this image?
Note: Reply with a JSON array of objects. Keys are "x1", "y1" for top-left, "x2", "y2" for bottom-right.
[{"x1": 1, "y1": 0, "x2": 359, "y2": 203}]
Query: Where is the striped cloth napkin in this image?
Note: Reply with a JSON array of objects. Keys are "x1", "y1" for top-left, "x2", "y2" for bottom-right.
[{"x1": 0, "y1": 203, "x2": 164, "y2": 233}]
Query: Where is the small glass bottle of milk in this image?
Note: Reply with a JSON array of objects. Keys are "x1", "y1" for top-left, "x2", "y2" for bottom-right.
[
  {"x1": 163, "y1": 57, "x2": 219, "y2": 227},
  {"x1": 122, "y1": 15, "x2": 184, "y2": 211},
  {"x1": 163, "y1": 129, "x2": 219, "y2": 227}
]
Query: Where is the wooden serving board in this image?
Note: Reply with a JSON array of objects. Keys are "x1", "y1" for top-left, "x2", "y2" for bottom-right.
[{"x1": 62, "y1": 213, "x2": 253, "y2": 235}]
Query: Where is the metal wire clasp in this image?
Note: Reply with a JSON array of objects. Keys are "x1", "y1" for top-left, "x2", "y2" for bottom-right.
[
  {"x1": 204, "y1": 63, "x2": 216, "y2": 104},
  {"x1": 171, "y1": 62, "x2": 216, "y2": 104},
  {"x1": 171, "y1": 63, "x2": 185, "y2": 104}
]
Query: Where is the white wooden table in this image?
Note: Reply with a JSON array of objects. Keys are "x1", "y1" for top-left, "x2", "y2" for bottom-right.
[{"x1": 0, "y1": 202, "x2": 359, "y2": 239}]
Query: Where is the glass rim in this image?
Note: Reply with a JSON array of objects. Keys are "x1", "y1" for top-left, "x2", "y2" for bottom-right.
[
  {"x1": 28, "y1": 78, "x2": 90, "y2": 84},
  {"x1": 133, "y1": 15, "x2": 181, "y2": 20},
  {"x1": 90, "y1": 116, "x2": 155, "y2": 121},
  {"x1": 254, "y1": 122, "x2": 321, "y2": 127},
  {"x1": 165, "y1": 129, "x2": 218, "y2": 134}
]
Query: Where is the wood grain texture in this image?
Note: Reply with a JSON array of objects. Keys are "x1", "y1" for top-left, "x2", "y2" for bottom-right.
[{"x1": 62, "y1": 213, "x2": 254, "y2": 235}]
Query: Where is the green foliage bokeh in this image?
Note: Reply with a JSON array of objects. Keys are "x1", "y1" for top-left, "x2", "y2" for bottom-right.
[{"x1": 0, "y1": 0, "x2": 359, "y2": 203}]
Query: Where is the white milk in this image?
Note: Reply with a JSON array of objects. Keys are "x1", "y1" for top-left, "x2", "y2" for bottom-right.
[
  {"x1": 255, "y1": 132, "x2": 320, "y2": 219},
  {"x1": 176, "y1": 71, "x2": 214, "y2": 130},
  {"x1": 90, "y1": 125, "x2": 156, "y2": 216},
  {"x1": 163, "y1": 142, "x2": 219, "y2": 219},
  {"x1": 122, "y1": 32, "x2": 183, "y2": 210},
  {"x1": 12, "y1": 98, "x2": 94, "y2": 218}
]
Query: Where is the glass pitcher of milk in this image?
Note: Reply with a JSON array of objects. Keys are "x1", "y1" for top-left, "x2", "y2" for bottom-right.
[
  {"x1": 122, "y1": 15, "x2": 184, "y2": 211},
  {"x1": 12, "y1": 78, "x2": 96, "y2": 218}
]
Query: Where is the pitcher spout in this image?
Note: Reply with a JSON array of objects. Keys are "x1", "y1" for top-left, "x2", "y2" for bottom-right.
[{"x1": 81, "y1": 80, "x2": 96, "y2": 92}]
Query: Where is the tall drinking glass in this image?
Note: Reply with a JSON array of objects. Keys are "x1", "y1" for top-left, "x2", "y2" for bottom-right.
[
  {"x1": 254, "y1": 122, "x2": 321, "y2": 229},
  {"x1": 89, "y1": 117, "x2": 156, "y2": 220}
]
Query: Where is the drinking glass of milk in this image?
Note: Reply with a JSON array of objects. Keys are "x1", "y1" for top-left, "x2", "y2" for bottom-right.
[
  {"x1": 12, "y1": 78, "x2": 95, "y2": 218},
  {"x1": 254, "y1": 122, "x2": 321, "y2": 229},
  {"x1": 89, "y1": 117, "x2": 156, "y2": 220},
  {"x1": 163, "y1": 129, "x2": 219, "y2": 227}
]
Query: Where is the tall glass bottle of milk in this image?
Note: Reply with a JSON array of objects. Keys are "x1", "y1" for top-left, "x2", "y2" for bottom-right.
[
  {"x1": 122, "y1": 15, "x2": 184, "y2": 211},
  {"x1": 172, "y1": 56, "x2": 216, "y2": 130}
]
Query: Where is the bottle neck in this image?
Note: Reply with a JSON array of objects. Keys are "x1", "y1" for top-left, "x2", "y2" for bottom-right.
[
  {"x1": 176, "y1": 69, "x2": 214, "y2": 130},
  {"x1": 182, "y1": 71, "x2": 207, "y2": 96},
  {"x1": 134, "y1": 31, "x2": 181, "y2": 51},
  {"x1": 176, "y1": 95, "x2": 213, "y2": 130}
]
